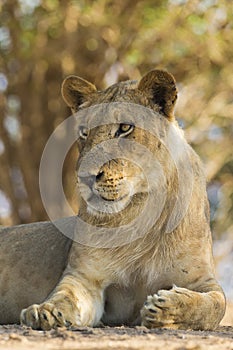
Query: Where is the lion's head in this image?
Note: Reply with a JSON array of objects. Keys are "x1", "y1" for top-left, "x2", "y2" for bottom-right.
[{"x1": 61, "y1": 70, "x2": 192, "y2": 243}]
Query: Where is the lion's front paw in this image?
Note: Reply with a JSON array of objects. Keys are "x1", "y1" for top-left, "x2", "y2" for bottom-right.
[
  {"x1": 141, "y1": 286, "x2": 192, "y2": 330},
  {"x1": 20, "y1": 303, "x2": 74, "y2": 330}
]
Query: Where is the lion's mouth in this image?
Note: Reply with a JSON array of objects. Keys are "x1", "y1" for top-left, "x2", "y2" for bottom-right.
[
  {"x1": 78, "y1": 177, "x2": 134, "y2": 214},
  {"x1": 97, "y1": 193, "x2": 128, "y2": 202},
  {"x1": 84, "y1": 188, "x2": 132, "y2": 215},
  {"x1": 92, "y1": 184, "x2": 129, "y2": 202}
]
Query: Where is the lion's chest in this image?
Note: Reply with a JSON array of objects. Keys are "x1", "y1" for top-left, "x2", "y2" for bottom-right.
[
  {"x1": 101, "y1": 278, "x2": 166, "y2": 326},
  {"x1": 101, "y1": 283, "x2": 145, "y2": 325}
]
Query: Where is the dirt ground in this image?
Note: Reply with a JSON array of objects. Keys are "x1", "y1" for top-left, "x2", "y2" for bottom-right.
[{"x1": 0, "y1": 303, "x2": 232, "y2": 350}]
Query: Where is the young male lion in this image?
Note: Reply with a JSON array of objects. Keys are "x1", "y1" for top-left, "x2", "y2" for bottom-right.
[{"x1": 0, "y1": 70, "x2": 225, "y2": 330}]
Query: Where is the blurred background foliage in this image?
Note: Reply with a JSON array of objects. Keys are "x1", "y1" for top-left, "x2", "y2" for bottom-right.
[{"x1": 0, "y1": 0, "x2": 232, "y2": 244}]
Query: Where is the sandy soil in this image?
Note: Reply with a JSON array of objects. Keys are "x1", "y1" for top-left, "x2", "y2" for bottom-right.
[
  {"x1": 0, "y1": 303, "x2": 232, "y2": 350},
  {"x1": 1, "y1": 324, "x2": 233, "y2": 350}
]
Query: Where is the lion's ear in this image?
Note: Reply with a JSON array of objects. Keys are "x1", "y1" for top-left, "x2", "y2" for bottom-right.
[
  {"x1": 138, "y1": 70, "x2": 177, "y2": 119},
  {"x1": 61, "y1": 76, "x2": 97, "y2": 109}
]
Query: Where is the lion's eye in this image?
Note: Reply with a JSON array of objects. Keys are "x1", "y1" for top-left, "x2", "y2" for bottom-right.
[
  {"x1": 116, "y1": 123, "x2": 134, "y2": 137},
  {"x1": 79, "y1": 126, "x2": 89, "y2": 140}
]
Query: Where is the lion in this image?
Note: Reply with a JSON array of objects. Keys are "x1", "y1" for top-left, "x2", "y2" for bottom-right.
[{"x1": 0, "y1": 70, "x2": 225, "y2": 330}]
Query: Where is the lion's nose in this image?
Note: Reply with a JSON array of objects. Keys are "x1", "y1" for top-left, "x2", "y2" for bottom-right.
[{"x1": 96, "y1": 170, "x2": 104, "y2": 182}]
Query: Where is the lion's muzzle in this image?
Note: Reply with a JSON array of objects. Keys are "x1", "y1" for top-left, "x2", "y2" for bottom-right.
[{"x1": 94, "y1": 169, "x2": 128, "y2": 201}]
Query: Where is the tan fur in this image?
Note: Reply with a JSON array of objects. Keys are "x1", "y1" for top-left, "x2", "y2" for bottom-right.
[{"x1": 2, "y1": 70, "x2": 226, "y2": 330}]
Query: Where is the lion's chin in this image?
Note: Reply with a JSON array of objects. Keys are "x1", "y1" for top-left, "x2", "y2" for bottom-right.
[{"x1": 85, "y1": 192, "x2": 132, "y2": 216}]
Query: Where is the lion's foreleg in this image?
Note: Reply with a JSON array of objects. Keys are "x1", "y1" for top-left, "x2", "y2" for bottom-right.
[
  {"x1": 141, "y1": 285, "x2": 226, "y2": 330},
  {"x1": 20, "y1": 272, "x2": 104, "y2": 330}
]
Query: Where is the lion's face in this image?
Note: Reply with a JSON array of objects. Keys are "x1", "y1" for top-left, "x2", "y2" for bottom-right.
[
  {"x1": 76, "y1": 122, "x2": 155, "y2": 215},
  {"x1": 62, "y1": 69, "x2": 179, "y2": 218},
  {"x1": 75, "y1": 114, "x2": 177, "y2": 218}
]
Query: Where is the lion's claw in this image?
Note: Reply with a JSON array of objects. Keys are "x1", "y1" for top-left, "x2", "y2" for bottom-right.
[
  {"x1": 141, "y1": 286, "x2": 189, "y2": 329},
  {"x1": 20, "y1": 303, "x2": 70, "y2": 330}
]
